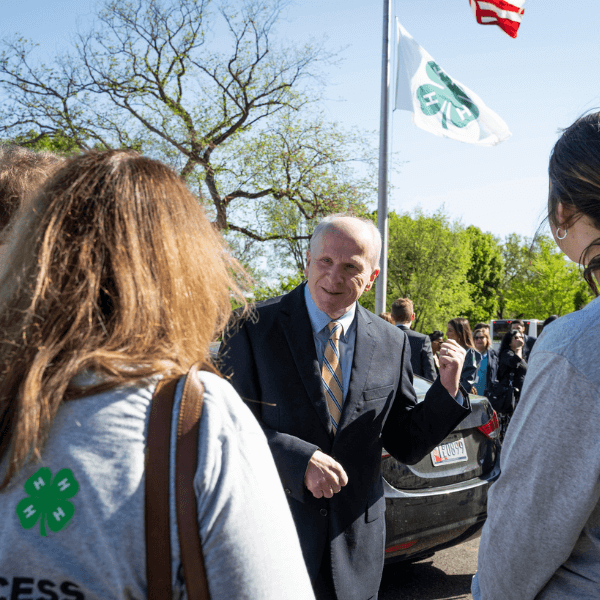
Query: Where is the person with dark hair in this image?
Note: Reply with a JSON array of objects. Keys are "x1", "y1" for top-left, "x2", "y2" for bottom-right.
[
  {"x1": 473, "y1": 111, "x2": 600, "y2": 599},
  {"x1": 446, "y1": 317, "x2": 481, "y2": 392},
  {"x1": 0, "y1": 150, "x2": 315, "y2": 599},
  {"x1": 429, "y1": 330, "x2": 444, "y2": 374},
  {"x1": 391, "y1": 297, "x2": 437, "y2": 381},
  {"x1": 542, "y1": 314, "x2": 559, "y2": 329},
  {"x1": 510, "y1": 318, "x2": 536, "y2": 359},
  {"x1": 497, "y1": 330, "x2": 528, "y2": 398},
  {"x1": 491, "y1": 330, "x2": 528, "y2": 435}
]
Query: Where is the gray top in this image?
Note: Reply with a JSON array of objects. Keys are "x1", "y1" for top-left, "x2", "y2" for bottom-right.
[
  {"x1": 473, "y1": 295, "x2": 600, "y2": 599},
  {"x1": 1, "y1": 371, "x2": 315, "y2": 600}
]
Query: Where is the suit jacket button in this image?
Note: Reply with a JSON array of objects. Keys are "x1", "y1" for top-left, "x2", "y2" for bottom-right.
[
  {"x1": 285, "y1": 488, "x2": 292, "y2": 495},
  {"x1": 320, "y1": 508, "x2": 328, "y2": 517}
]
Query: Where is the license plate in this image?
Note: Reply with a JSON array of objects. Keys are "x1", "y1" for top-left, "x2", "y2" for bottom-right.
[{"x1": 431, "y1": 437, "x2": 468, "y2": 467}]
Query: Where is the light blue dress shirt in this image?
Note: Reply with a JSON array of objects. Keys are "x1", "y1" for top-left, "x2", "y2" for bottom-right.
[
  {"x1": 304, "y1": 284, "x2": 356, "y2": 401},
  {"x1": 304, "y1": 284, "x2": 465, "y2": 407}
]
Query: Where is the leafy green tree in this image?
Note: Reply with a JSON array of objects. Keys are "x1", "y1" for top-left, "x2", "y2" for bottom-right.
[
  {"x1": 252, "y1": 271, "x2": 305, "y2": 302},
  {"x1": 502, "y1": 234, "x2": 593, "y2": 318},
  {"x1": 463, "y1": 225, "x2": 504, "y2": 324},
  {"x1": 0, "y1": 0, "x2": 376, "y2": 261},
  {"x1": 361, "y1": 208, "x2": 473, "y2": 333},
  {"x1": 497, "y1": 233, "x2": 530, "y2": 318},
  {"x1": 1, "y1": 129, "x2": 81, "y2": 154}
]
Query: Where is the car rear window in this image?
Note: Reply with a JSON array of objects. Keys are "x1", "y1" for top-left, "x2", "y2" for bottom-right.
[{"x1": 412, "y1": 376, "x2": 431, "y2": 401}]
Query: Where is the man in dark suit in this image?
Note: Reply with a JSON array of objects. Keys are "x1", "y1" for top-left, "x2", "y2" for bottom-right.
[
  {"x1": 391, "y1": 297, "x2": 437, "y2": 381},
  {"x1": 219, "y1": 215, "x2": 471, "y2": 600}
]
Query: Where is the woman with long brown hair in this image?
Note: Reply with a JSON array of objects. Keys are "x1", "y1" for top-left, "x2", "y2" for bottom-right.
[
  {"x1": 0, "y1": 150, "x2": 314, "y2": 599},
  {"x1": 446, "y1": 317, "x2": 481, "y2": 392}
]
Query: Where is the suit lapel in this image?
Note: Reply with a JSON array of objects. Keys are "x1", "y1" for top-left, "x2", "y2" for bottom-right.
[
  {"x1": 279, "y1": 285, "x2": 333, "y2": 436},
  {"x1": 337, "y1": 305, "x2": 376, "y2": 433}
]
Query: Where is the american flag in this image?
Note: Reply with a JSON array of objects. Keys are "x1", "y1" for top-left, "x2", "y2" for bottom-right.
[{"x1": 469, "y1": 0, "x2": 526, "y2": 38}]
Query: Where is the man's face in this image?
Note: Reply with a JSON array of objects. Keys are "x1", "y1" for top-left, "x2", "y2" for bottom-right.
[
  {"x1": 305, "y1": 224, "x2": 379, "y2": 320},
  {"x1": 511, "y1": 323, "x2": 525, "y2": 334}
]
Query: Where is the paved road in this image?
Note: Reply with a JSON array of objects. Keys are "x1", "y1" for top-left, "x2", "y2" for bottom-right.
[{"x1": 379, "y1": 536, "x2": 480, "y2": 600}]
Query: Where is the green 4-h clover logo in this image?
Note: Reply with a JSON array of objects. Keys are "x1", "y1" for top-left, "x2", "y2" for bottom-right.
[
  {"x1": 416, "y1": 61, "x2": 480, "y2": 130},
  {"x1": 16, "y1": 467, "x2": 79, "y2": 536}
]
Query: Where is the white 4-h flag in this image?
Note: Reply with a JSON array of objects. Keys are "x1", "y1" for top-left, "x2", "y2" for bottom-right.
[{"x1": 394, "y1": 19, "x2": 511, "y2": 146}]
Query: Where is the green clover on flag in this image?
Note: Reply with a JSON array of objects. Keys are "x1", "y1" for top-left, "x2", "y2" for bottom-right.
[
  {"x1": 416, "y1": 61, "x2": 480, "y2": 130},
  {"x1": 16, "y1": 467, "x2": 79, "y2": 536}
]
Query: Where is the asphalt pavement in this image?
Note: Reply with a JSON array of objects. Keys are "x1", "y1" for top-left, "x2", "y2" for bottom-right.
[{"x1": 379, "y1": 536, "x2": 479, "y2": 600}]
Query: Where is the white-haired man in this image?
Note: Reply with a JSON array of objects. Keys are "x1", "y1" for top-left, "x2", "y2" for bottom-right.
[{"x1": 219, "y1": 214, "x2": 471, "y2": 600}]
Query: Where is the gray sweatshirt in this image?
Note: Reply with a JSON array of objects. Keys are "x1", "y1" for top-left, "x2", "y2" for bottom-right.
[
  {"x1": 1, "y1": 371, "x2": 315, "y2": 600},
  {"x1": 473, "y1": 295, "x2": 600, "y2": 599}
]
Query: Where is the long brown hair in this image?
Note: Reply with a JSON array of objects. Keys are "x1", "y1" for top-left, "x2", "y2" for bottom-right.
[
  {"x1": 0, "y1": 149, "x2": 246, "y2": 488},
  {"x1": 447, "y1": 317, "x2": 475, "y2": 349}
]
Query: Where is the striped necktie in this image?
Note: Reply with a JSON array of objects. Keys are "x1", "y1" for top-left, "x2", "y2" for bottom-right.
[{"x1": 322, "y1": 321, "x2": 344, "y2": 434}]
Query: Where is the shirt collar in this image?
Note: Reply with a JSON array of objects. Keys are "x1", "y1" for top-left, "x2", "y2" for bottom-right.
[{"x1": 304, "y1": 283, "x2": 356, "y2": 340}]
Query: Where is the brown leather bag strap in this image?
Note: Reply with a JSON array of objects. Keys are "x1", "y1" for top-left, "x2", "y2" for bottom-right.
[
  {"x1": 146, "y1": 374, "x2": 178, "y2": 599},
  {"x1": 175, "y1": 363, "x2": 210, "y2": 600},
  {"x1": 145, "y1": 363, "x2": 210, "y2": 600}
]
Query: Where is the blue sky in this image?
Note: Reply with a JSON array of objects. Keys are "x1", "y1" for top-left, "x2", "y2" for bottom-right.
[{"x1": 4, "y1": 0, "x2": 600, "y2": 241}]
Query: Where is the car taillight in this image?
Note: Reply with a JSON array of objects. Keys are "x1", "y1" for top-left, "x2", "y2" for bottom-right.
[
  {"x1": 385, "y1": 540, "x2": 418, "y2": 553},
  {"x1": 478, "y1": 411, "x2": 500, "y2": 439}
]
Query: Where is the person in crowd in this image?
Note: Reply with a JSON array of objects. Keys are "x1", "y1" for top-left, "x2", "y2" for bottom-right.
[
  {"x1": 496, "y1": 330, "x2": 528, "y2": 402},
  {"x1": 510, "y1": 318, "x2": 536, "y2": 359},
  {"x1": 473, "y1": 111, "x2": 600, "y2": 599},
  {"x1": 484, "y1": 329, "x2": 527, "y2": 440},
  {"x1": 446, "y1": 317, "x2": 481, "y2": 393},
  {"x1": 428, "y1": 330, "x2": 444, "y2": 374},
  {"x1": 0, "y1": 144, "x2": 64, "y2": 232},
  {"x1": 472, "y1": 326, "x2": 499, "y2": 397},
  {"x1": 378, "y1": 311, "x2": 395, "y2": 324},
  {"x1": 391, "y1": 297, "x2": 437, "y2": 381},
  {"x1": 219, "y1": 213, "x2": 471, "y2": 600},
  {"x1": 542, "y1": 314, "x2": 559, "y2": 330},
  {"x1": 0, "y1": 149, "x2": 315, "y2": 600}
]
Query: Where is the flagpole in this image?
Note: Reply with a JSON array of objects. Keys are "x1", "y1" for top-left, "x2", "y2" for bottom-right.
[{"x1": 375, "y1": 0, "x2": 392, "y2": 316}]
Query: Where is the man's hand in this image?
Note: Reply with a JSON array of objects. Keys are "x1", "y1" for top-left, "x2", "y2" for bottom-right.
[
  {"x1": 304, "y1": 450, "x2": 349, "y2": 499},
  {"x1": 438, "y1": 339, "x2": 466, "y2": 398}
]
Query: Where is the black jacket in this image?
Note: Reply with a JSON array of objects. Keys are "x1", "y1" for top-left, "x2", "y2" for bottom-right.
[
  {"x1": 482, "y1": 347, "x2": 500, "y2": 397},
  {"x1": 396, "y1": 324, "x2": 437, "y2": 381},
  {"x1": 498, "y1": 350, "x2": 528, "y2": 397},
  {"x1": 461, "y1": 347, "x2": 482, "y2": 391},
  {"x1": 218, "y1": 284, "x2": 470, "y2": 600}
]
